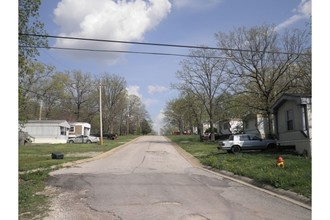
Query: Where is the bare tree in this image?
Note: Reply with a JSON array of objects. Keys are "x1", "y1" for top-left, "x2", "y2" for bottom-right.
[
  {"x1": 215, "y1": 25, "x2": 311, "y2": 136},
  {"x1": 174, "y1": 48, "x2": 230, "y2": 141},
  {"x1": 126, "y1": 94, "x2": 145, "y2": 134},
  {"x1": 295, "y1": 48, "x2": 311, "y2": 93},
  {"x1": 100, "y1": 73, "x2": 127, "y2": 134},
  {"x1": 63, "y1": 70, "x2": 94, "y2": 121}
]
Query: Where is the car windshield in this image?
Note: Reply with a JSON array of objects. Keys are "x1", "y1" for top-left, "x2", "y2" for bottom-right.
[{"x1": 228, "y1": 135, "x2": 234, "y2": 140}]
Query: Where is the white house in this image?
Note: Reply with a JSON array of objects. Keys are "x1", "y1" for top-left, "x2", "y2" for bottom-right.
[
  {"x1": 21, "y1": 120, "x2": 70, "y2": 144},
  {"x1": 217, "y1": 119, "x2": 243, "y2": 135},
  {"x1": 68, "y1": 122, "x2": 91, "y2": 138},
  {"x1": 243, "y1": 114, "x2": 272, "y2": 139},
  {"x1": 271, "y1": 94, "x2": 312, "y2": 156}
]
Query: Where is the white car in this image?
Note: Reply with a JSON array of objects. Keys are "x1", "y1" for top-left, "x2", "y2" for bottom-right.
[
  {"x1": 68, "y1": 135, "x2": 100, "y2": 144},
  {"x1": 218, "y1": 134, "x2": 278, "y2": 153}
]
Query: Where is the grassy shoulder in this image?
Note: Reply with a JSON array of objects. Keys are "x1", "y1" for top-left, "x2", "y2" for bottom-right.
[
  {"x1": 19, "y1": 135, "x2": 139, "y2": 219},
  {"x1": 167, "y1": 135, "x2": 311, "y2": 199}
]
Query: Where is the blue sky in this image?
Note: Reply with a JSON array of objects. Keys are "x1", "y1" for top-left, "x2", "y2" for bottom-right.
[{"x1": 35, "y1": 0, "x2": 312, "y2": 134}]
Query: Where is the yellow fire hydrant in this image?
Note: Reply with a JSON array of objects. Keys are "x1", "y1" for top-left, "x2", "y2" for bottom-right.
[{"x1": 276, "y1": 156, "x2": 285, "y2": 168}]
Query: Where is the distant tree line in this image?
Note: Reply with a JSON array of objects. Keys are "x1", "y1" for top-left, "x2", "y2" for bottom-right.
[
  {"x1": 163, "y1": 24, "x2": 311, "y2": 140},
  {"x1": 19, "y1": 64, "x2": 153, "y2": 135}
]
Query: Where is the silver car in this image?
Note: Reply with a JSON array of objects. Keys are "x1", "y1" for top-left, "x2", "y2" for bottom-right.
[
  {"x1": 68, "y1": 135, "x2": 100, "y2": 144},
  {"x1": 218, "y1": 134, "x2": 278, "y2": 153}
]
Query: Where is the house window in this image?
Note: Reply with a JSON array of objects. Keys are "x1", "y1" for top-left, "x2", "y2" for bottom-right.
[
  {"x1": 286, "y1": 109, "x2": 294, "y2": 131},
  {"x1": 60, "y1": 126, "x2": 67, "y2": 135},
  {"x1": 70, "y1": 126, "x2": 75, "y2": 132}
]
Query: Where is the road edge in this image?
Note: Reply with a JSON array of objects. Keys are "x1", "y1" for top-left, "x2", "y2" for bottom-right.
[{"x1": 165, "y1": 136, "x2": 311, "y2": 210}]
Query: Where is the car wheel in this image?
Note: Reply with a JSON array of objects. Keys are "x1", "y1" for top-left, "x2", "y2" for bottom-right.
[
  {"x1": 231, "y1": 145, "x2": 241, "y2": 154},
  {"x1": 68, "y1": 140, "x2": 74, "y2": 144},
  {"x1": 86, "y1": 140, "x2": 91, "y2": 144}
]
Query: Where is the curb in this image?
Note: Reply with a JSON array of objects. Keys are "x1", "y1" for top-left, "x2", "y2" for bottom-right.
[
  {"x1": 59, "y1": 136, "x2": 142, "y2": 169},
  {"x1": 204, "y1": 166, "x2": 311, "y2": 210},
  {"x1": 167, "y1": 138, "x2": 311, "y2": 210}
]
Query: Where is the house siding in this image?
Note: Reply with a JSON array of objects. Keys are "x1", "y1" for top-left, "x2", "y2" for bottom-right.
[
  {"x1": 243, "y1": 114, "x2": 270, "y2": 139},
  {"x1": 273, "y1": 97, "x2": 312, "y2": 156},
  {"x1": 68, "y1": 122, "x2": 91, "y2": 137},
  {"x1": 22, "y1": 120, "x2": 70, "y2": 144}
]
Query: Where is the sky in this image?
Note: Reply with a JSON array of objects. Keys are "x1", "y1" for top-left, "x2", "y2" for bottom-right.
[{"x1": 33, "y1": 0, "x2": 313, "y2": 135}]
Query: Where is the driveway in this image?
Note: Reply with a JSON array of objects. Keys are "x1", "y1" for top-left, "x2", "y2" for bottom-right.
[{"x1": 45, "y1": 136, "x2": 311, "y2": 220}]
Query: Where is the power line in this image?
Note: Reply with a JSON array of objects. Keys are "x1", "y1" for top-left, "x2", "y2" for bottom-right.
[
  {"x1": 19, "y1": 33, "x2": 309, "y2": 56},
  {"x1": 20, "y1": 45, "x2": 232, "y2": 59}
]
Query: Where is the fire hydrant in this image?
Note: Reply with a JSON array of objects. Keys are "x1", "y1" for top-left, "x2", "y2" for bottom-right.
[{"x1": 276, "y1": 156, "x2": 285, "y2": 168}]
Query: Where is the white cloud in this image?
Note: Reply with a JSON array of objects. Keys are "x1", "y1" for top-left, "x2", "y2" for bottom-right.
[
  {"x1": 148, "y1": 85, "x2": 169, "y2": 94},
  {"x1": 127, "y1": 86, "x2": 159, "y2": 108},
  {"x1": 172, "y1": 0, "x2": 223, "y2": 10},
  {"x1": 275, "y1": 0, "x2": 311, "y2": 31},
  {"x1": 127, "y1": 85, "x2": 142, "y2": 98},
  {"x1": 53, "y1": 0, "x2": 172, "y2": 64},
  {"x1": 143, "y1": 98, "x2": 158, "y2": 108}
]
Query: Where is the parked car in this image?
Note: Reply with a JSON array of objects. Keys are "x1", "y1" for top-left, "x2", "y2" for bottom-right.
[
  {"x1": 201, "y1": 133, "x2": 223, "y2": 141},
  {"x1": 218, "y1": 134, "x2": 278, "y2": 153},
  {"x1": 67, "y1": 135, "x2": 100, "y2": 144},
  {"x1": 107, "y1": 133, "x2": 118, "y2": 140}
]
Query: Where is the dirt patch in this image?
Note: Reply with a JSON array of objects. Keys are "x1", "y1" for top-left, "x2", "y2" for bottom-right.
[{"x1": 43, "y1": 186, "x2": 121, "y2": 220}]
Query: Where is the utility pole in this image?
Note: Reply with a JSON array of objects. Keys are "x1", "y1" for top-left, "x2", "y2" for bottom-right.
[
  {"x1": 39, "y1": 100, "x2": 43, "y2": 120},
  {"x1": 99, "y1": 82, "x2": 103, "y2": 145}
]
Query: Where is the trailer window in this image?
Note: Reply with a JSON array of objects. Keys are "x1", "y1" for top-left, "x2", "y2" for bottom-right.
[{"x1": 60, "y1": 126, "x2": 67, "y2": 135}]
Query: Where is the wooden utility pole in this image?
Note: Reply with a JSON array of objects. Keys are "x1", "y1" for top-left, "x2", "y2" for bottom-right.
[{"x1": 99, "y1": 82, "x2": 103, "y2": 145}]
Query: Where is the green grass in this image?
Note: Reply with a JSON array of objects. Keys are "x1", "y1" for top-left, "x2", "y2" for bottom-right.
[
  {"x1": 19, "y1": 170, "x2": 50, "y2": 219},
  {"x1": 19, "y1": 136, "x2": 138, "y2": 171},
  {"x1": 168, "y1": 135, "x2": 311, "y2": 199},
  {"x1": 18, "y1": 135, "x2": 138, "y2": 219}
]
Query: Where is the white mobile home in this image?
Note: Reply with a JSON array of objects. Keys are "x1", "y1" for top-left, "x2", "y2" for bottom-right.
[
  {"x1": 21, "y1": 120, "x2": 70, "y2": 144},
  {"x1": 217, "y1": 119, "x2": 243, "y2": 135},
  {"x1": 243, "y1": 114, "x2": 271, "y2": 139},
  {"x1": 68, "y1": 122, "x2": 91, "y2": 138}
]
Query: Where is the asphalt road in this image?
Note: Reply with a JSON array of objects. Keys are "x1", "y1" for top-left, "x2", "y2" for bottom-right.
[{"x1": 45, "y1": 136, "x2": 311, "y2": 220}]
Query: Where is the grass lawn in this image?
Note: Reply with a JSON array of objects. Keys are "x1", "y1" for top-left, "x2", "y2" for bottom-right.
[
  {"x1": 167, "y1": 135, "x2": 311, "y2": 199},
  {"x1": 18, "y1": 135, "x2": 138, "y2": 219}
]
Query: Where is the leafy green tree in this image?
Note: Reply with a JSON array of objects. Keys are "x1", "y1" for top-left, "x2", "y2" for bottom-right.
[
  {"x1": 141, "y1": 118, "x2": 152, "y2": 135},
  {"x1": 163, "y1": 99, "x2": 185, "y2": 135},
  {"x1": 19, "y1": 0, "x2": 48, "y2": 122},
  {"x1": 19, "y1": 62, "x2": 56, "y2": 120}
]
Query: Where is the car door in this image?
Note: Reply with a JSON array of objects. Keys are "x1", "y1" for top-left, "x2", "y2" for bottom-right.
[
  {"x1": 248, "y1": 135, "x2": 265, "y2": 149},
  {"x1": 239, "y1": 135, "x2": 251, "y2": 149},
  {"x1": 75, "y1": 135, "x2": 85, "y2": 143}
]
